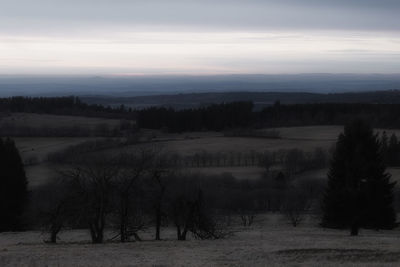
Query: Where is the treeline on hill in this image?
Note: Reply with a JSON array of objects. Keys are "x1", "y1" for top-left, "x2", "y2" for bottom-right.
[
  {"x1": 4, "y1": 96, "x2": 400, "y2": 132},
  {"x1": 0, "y1": 96, "x2": 135, "y2": 119},
  {"x1": 137, "y1": 102, "x2": 255, "y2": 132},
  {"x1": 137, "y1": 102, "x2": 400, "y2": 132},
  {"x1": 0, "y1": 96, "x2": 138, "y2": 137}
]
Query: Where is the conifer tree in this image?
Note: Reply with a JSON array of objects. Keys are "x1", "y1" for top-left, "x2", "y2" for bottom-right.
[
  {"x1": 322, "y1": 120, "x2": 396, "y2": 235},
  {"x1": 387, "y1": 133, "x2": 400, "y2": 166},
  {"x1": 0, "y1": 137, "x2": 28, "y2": 231}
]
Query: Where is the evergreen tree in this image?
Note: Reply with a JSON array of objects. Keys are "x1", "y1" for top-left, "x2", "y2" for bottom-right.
[
  {"x1": 322, "y1": 120, "x2": 396, "y2": 235},
  {"x1": 381, "y1": 131, "x2": 389, "y2": 163},
  {"x1": 0, "y1": 137, "x2": 28, "y2": 231},
  {"x1": 387, "y1": 133, "x2": 400, "y2": 166}
]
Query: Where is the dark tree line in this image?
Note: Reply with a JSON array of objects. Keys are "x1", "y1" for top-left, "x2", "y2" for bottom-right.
[
  {"x1": 0, "y1": 96, "x2": 135, "y2": 120},
  {"x1": 136, "y1": 101, "x2": 400, "y2": 132},
  {"x1": 5, "y1": 96, "x2": 400, "y2": 132},
  {"x1": 257, "y1": 102, "x2": 400, "y2": 128},
  {"x1": 136, "y1": 102, "x2": 255, "y2": 132}
]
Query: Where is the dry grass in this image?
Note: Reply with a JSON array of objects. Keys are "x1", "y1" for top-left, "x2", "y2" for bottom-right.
[
  {"x1": 12, "y1": 137, "x2": 99, "y2": 188},
  {"x1": 136, "y1": 126, "x2": 400, "y2": 156},
  {"x1": 24, "y1": 164, "x2": 60, "y2": 187},
  {"x1": 187, "y1": 166, "x2": 265, "y2": 180},
  {"x1": 1, "y1": 214, "x2": 400, "y2": 266},
  {"x1": 14, "y1": 137, "x2": 98, "y2": 162},
  {"x1": 137, "y1": 136, "x2": 332, "y2": 156}
]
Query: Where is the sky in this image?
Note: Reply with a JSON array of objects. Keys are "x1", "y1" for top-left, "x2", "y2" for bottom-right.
[{"x1": 1, "y1": 0, "x2": 400, "y2": 75}]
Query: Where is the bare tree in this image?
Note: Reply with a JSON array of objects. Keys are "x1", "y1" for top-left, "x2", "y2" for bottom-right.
[
  {"x1": 63, "y1": 154, "x2": 120, "y2": 244},
  {"x1": 36, "y1": 179, "x2": 77, "y2": 244},
  {"x1": 146, "y1": 148, "x2": 175, "y2": 241},
  {"x1": 170, "y1": 177, "x2": 229, "y2": 241},
  {"x1": 240, "y1": 213, "x2": 255, "y2": 227},
  {"x1": 282, "y1": 188, "x2": 312, "y2": 227},
  {"x1": 171, "y1": 194, "x2": 198, "y2": 240},
  {"x1": 113, "y1": 150, "x2": 152, "y2": 242}
]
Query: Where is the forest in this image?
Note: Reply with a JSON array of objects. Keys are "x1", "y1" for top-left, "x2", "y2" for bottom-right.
[{"x1": 4, "y1": 96, "x2": 400, "y2": 133}]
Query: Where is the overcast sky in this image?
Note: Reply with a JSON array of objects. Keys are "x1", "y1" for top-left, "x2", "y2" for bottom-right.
[{"x1": 1, "y1": 0, "x2": 399, "y2": 75}]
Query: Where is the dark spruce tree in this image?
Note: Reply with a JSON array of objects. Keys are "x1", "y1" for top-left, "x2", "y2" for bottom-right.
[
  {"x1": 322, "y1": 119, "x2": 396, "y2": 235},
  {"x1": 0, "y1": 137, "x2": 28, "y2": 231}
]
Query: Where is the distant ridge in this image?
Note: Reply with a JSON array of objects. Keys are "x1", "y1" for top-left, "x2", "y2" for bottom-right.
[
  {"x1": 1, "y1": 74, "x2": 400, "y2": 97},
  {"x1": 81, "y1": 90, "x2": 400, "y2": 109}
]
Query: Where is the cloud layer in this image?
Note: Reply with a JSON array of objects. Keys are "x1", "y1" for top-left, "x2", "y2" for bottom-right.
[
  {"x1": 0, "y1": 0, "x2": 399, "y2": 75},
  {"x1": 2, "y1": 0, "x2": 399, "y2": 32}
]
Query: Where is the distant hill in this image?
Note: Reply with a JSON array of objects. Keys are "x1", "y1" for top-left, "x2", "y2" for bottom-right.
[
  {"x1": 81, "y1": 90, "x2": 400, "y2": 110},
  {"x1": 1, "y1": 74, "x2": 400, "y2": 97}
]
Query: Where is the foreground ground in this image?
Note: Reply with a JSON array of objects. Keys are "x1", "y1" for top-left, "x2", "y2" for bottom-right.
[{"x1": 1, "y1": 215, "x2": 400, "y2": 266}]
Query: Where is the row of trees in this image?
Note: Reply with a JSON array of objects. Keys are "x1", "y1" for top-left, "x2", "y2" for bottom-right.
[
  {"x1": 33, "y1": 150, "x2": 233, "y2": 243},
  {"x1": 33, "y1": 161, "x2": 325, "y2": 243},
  {"x1": 136, "y1": 102, "x2": 254, "y2": 132},
  {"x1": 48, "y1": 139, "x2": 328, "y2": 171},
  {"x1": 137, "y1": 102, "x2": 400, "y2": 132},
  {"x1": 258, "y1": 102, "x2": 400, "y2": 129}
]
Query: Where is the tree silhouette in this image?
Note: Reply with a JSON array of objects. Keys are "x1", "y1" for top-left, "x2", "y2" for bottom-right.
[
  {"x1": 0, "y1": 137, "x2": 28, "y2": 231},
  {"x1": 322, "y1": 120, "x2": 396, "y2": 235}
]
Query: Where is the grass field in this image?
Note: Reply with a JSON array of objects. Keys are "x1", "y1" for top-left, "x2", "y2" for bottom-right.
[
  {"x1": 158, "y1": 136, "x2": 332, "y2": 155},
  {"x1": 14, "y1": 137, "x2": 98, "y2": 162},
  {"x1": 118, "y1": 126, "x2": 343, "y2": 157},
  {"x1": 187, "y1": 166, "x2": 265, "y2": 180},
  {"x1": 1, "y1": 214, "x2": 400, "y2": 266},
  {"x1": 24, "y1": 164, "x2": 60, "y2": 187},
  {"x1": 10, "y1": 137, "x2": 98, "y2": 187},
  {"x1": 130, "y1": 126, "x2": 400, "y2": 156}
]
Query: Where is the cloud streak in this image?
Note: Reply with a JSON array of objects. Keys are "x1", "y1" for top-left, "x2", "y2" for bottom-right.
[{"x1": 1, "y1": 31, "x2": 400, "y2": 75}]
